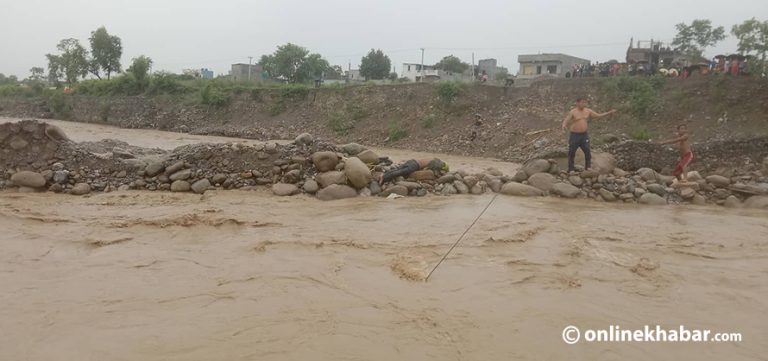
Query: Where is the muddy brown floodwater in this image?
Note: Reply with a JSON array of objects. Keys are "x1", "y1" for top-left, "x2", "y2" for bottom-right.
[{"x1": 1, "y1": 118, "x2": 767, "y2": 360}]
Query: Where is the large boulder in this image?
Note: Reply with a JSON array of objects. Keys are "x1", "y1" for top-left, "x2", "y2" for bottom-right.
[
  {"x1": 397, "y1": 181, "x2": 421, "y2": 191},
  {"x1": 356, "y1": 150, "x2": 379, "y2": 164},
  {"x1": 686, "y1": 171, "x2": 703, "y2": 182},
  {"x1": 512, "y1": 170, "x2": 529, "y2": 182},
  {"x1": 723, "y1": 195, "x2": 741, "y2": 208},
  {"x1": 70, "y1": 183, "x2": 91, "y2": 196},
  {"x1": 316, "y1": 171, "x2": 347, "y2": 188},
  {"x1": 568, "y1": 175, "x2": 584, "y2": 187},
  {"x1": 591, "y1": 153, "x2": 616, "y2": 175},
  {"x1": 272, "y1": 183, "x2": 299, "y2": 196},
  {"x1": 522, "y1": 159, "x2": 550, "y2": 177},
  {"x1": 311, "y1": 151, "x2": 339, "y2": 172},
  {"x1": 369, "y1": 180, "x2": 382, "y2": 195},
  {"x1": 500, "y1": 182, "x2": 545, "y2": 197},
  {"x1": 380, "y1": 185, "x2": 409, "y2": 197},
  {"x1": 453, "y1": 180, "x2": 469, "y2": 194},
  {"x1": 165, "y1": 161, "x2": 185, "y2": 175},
  {"x1": 437, "y1": 174, "x2": 456, "y2": 184},
  {"x1": 638, "y1": 193, "x2": 667, "y2": 205},
  {"x1": 191, "y1": 179, "x2": 211, "y2": 194},
  {"x1": 744, "y1": 196, "x2": 768, "y2": 210},
  {"x1": 656, "y1": 174, "x2": 675, "y2": 186},
  {"x1": 316, "y1": 184, "x2": 358, "y2": 201},
  {"x1": 637, "y1": 168, "x2": 657, "y2": 182},
  {"x1": 169, "y1": 169, "x2": 192, "y2": 181},
  {"x1": 646, "y1": 183, "x2": 667, "y2": 196},
  {"x1": 411, "y1": 170, "x2": 436, "y2": 181},
  {"x1": 294, "y1": 133, "x2": 313, "y2": 145},
  {"x1": 598, "y1": 188, "x2": 616, "y2": 202},
  {"x1": 145, "y1": 162, "x2": 165, "y2": 177},
  {"x1": 170, "y1": 180, "x2": 190, "y2": 192},
  {"x1": 10, "y1": 171, "x2": 46, "y2": 188},
  {"x1": 706, "y1": 175, "x2": 731, "y2": 188},
  {"x1": 679, "y1": 187, "x2": 696, "y2": 199},
  {"x1": 302, "y1": 180, "x2": 319, "y2": 194},
  {"x1": 551, "y1": 182, "x2": 581, "y2": 198},
  {"x1": 344, "y1": 157, "x2": 372, "y2": 189},
  {"x1": 527, "y1": 172, "x2": 556, "y2": 192},
  {"x1": 340, "y1": 143, "x2": 366, "y2": 155}
]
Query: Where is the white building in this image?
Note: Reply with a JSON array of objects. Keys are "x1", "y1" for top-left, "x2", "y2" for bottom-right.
[
  {"x1": 401, "y1": 63, "x2": 440, "y2": 82},
  {"x1": 345, "y1": 69, "x2": 365, "y2": 82}
]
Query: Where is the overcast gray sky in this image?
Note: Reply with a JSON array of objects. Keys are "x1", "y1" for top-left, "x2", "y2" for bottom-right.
[{"x1": 2, "y1": 0, "x2": 766, "y2": 78}]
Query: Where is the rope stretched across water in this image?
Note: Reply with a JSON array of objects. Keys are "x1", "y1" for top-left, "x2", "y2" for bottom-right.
[{"x1": 425, "y1": 193, "x2": 499, "y2": 281}]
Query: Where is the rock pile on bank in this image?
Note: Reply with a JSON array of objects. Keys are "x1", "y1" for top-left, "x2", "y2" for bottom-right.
[{"x1": 1, "y1": 120, "x2": 767, "y2": 210}]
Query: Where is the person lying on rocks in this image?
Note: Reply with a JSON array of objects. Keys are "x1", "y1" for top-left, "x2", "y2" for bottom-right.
[
  {"x1": 656, "y1": 124, "x2": 693, "y2": 183},
  {"x1": 378, "y1": 158, "x2": 449, "y2": 184}
]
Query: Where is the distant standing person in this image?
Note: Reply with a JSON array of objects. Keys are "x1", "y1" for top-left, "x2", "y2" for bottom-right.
[
  {"x1": 561, "y1": 97, "x2": 617, "y2": 172},
  {"x1": 656, "y1": 124, "x2": 693, "y2": 183}
]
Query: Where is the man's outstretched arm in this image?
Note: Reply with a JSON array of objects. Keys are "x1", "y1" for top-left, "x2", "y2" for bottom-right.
[
  {"x1": 589, "y1": 109, "x2": 618, "y2": 118},
  {"x1": 656, "y1": 135, "x2": 688, "y2": 145}
]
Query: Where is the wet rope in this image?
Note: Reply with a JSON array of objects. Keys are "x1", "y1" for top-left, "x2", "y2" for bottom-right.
[{"x1": 425, "y1": 193, "x2": 499, "y2": 281}]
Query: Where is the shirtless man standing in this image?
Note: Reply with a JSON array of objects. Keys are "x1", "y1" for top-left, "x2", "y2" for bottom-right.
[
  {"x1": 561, "y1": 97, "x2": 617, "y2": 172},
  {"x1": 657, "y1": 124, "x2": 693, "y2": 182}
]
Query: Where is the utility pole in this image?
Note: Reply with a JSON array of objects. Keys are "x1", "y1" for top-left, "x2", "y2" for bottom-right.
[
  {"x1": 420, "y1": 48, "x2": 425, "y2": 82},
  {"x1": 471, "y1": 52, "x2": 475, "y2": 81},
  {"x1": 248, "y1": 56, "x2": 253, "y2": 82}
]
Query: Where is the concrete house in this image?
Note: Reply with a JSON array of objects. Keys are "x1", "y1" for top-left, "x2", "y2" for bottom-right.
[
  {"x1": 230, "y1": 63, "x2": 264, "y2": 82},
  {"x1": 517, "y1": 53, "x2": 590, "y2": 78},
  {"x1": 401, "y1": 63, "x2": 440, "y2": 82},
  {"x1": 626, "y1": 38, "x2": 691, "y2": 67},
  {"x1": 477, "y1": 58, "x2": 508, "y2": 80}
]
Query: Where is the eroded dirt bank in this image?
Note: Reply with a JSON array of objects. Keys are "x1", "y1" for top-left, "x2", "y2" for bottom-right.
[
  {"x1": 2, "y1": 77, "x2": 767, "y2": 163},
  {"x1": 1, "y1": 191, "x2": 766, "y2": 360}
]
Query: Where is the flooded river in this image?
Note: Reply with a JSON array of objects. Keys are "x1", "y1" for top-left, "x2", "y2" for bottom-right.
[{"x1": 0, "y1": 118, "x2": 766, "y2": 360}]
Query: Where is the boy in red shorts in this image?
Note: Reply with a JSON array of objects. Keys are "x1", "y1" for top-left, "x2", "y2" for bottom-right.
[{"x1": 657, "y1": 124, "x2": 693, "y2": 182}]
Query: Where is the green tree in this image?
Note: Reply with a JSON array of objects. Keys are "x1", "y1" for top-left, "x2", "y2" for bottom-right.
[
  {"x1": 732, "y1": 18, "x2": 768, "y2": 70},
  {"x1": 299, "y1": 53, "x2": 330, "y2": 81},
  {"x1": 29, "y1": 67, "x2": 45, "y2": 82},
  {"x1": 46, "y1": 38, "x2": 89, "y2": 86},
  {"x1": 0, "y1": 73, "x2": 19, "y2": 85},
  {"x1": 435, "y1": 55, "x2": 469, "y2": 74},
  {"x1": 359, "y1": 49, "x2": 391, "y2": 80},
  {"x1": 671, "y1": 19, "x2": 726, "y2": 60},
  {"x1": 259, "y1": 43, "x2": 329, "y2": 83},
  {"x1": 495, "y1": 68, "x2": 509, "y2": 81},
  {"x1": 89, "y1": 26, "x2": 123, "y2": 79},
  {"x1": 127, "y1": 55, "x2": 152, "y2": 88}
]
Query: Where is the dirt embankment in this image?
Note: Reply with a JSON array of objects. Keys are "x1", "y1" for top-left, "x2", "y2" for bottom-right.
[{"x1": 1, "y1": 77, "x2": 767, "y2": 163}]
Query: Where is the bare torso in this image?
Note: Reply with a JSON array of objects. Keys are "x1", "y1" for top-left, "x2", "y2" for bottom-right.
[
  {"x1": 568, "y1": 108, "x2": 592, "y2": 133},
  {"x1": 677, "y1": 137, "x2": 691, "y2": 155}
]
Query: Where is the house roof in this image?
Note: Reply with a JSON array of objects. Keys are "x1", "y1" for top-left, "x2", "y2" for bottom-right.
[{"x1": 518, "y1": 53, "x2": 590, "y2": 63}]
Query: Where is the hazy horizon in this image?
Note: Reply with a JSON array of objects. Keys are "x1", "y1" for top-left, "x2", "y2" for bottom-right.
[{"x1": 2, "y1": 0, "x2": 766, "y2": 79}]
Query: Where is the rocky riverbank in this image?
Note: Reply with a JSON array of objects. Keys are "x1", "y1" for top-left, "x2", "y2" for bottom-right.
[{"x1": 2, "y1": 120, "x2": 767, "y2": 209}]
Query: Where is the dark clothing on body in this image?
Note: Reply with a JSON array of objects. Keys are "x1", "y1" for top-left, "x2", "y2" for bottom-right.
[{"x1": 568, "y1": 131, "x2": 591, "y2": 172}]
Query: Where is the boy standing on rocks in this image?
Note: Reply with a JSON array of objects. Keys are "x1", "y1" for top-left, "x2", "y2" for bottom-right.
[
  {"x1": 561, "y1": 97, "x2": 617, "y2": 172},
  {"x1": 657, "y1": 124, "x2": 693, "y2": 183}
]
